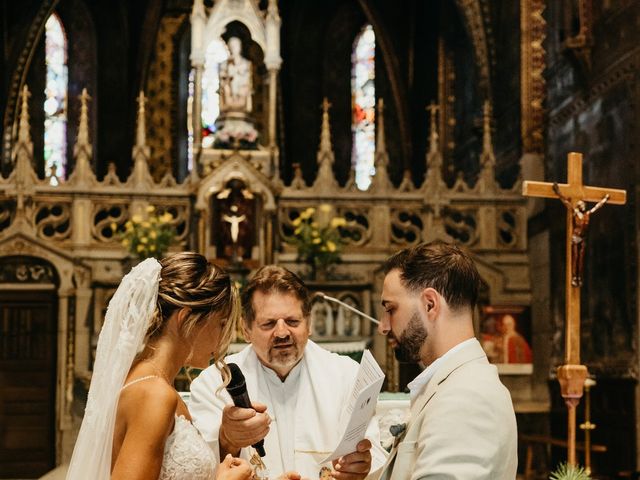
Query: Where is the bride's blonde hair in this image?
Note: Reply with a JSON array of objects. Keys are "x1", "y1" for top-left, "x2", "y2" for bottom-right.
[{"x1": 145, "y1": 252, "x2": 239, "y2": 387}]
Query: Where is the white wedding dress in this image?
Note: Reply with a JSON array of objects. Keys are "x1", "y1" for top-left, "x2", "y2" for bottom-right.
[{"x1": 159, "y1": 415, "x2": 217, "y2": 480}]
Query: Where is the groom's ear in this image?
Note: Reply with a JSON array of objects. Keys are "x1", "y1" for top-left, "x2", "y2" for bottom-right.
[{"x1": 420, "y1": 288, "x2": 440, "y2": 320}]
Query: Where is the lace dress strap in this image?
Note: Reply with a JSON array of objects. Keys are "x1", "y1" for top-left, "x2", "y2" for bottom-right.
[{"x1": 121, "y1": 375, "x2": 161, "y2": 391}]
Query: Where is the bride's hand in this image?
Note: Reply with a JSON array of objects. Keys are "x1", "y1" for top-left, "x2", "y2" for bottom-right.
[
  {"x1": 277, "y1": 472, "x2": 307, "y2": 480},
  {"x1": 217, "y1": 454, "x2": 254, "y2": 480}
]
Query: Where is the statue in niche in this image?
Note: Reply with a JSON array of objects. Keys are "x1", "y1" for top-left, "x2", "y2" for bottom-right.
[
  {"x1": 215, "y1": 37, "x2": 258, "y2": 149},
  {"x1": 213, "y1": 178, "x2": 256, "y2": 262},
  {"x1": 219, "y1": 37, "x2": 252, "y2": 114}
]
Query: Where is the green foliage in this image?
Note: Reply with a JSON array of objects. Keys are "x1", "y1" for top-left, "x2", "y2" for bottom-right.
[
  {"x1": 549, "y1": 463, "x2": 591, "y2": 480},
  {"x1": 114, "y1": 206, "x2": 176, "y2": 260},
  {"x1": 287, "y1": 204, "x2": 347, "y2": 271}
]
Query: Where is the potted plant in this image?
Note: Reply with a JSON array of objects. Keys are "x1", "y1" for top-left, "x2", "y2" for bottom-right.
[{"x1": 549, "y1": 463, "x2": 591, "y2": 480}]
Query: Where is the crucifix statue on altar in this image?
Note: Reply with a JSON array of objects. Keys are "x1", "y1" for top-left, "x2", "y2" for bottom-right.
[
  {"x1": 223, "y1": 205, "x2": 247, "y2": 264},
  {"x1": 523, "y1": 151, "x2": 626, "y2": 466}
]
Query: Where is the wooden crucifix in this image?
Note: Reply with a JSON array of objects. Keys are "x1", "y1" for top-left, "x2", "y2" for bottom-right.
[{"x1": 523, "y1": 151, "x2": 626, "y2": 465}]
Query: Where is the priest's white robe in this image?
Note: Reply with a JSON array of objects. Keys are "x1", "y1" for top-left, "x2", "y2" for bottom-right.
[{"x1": 189, "y1": 340, "x2": 388, "y2": 479}]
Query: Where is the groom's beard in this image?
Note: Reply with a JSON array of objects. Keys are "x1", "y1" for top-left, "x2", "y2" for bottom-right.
[{"x1": 393, "y1": 310, "x2": 427, "y2": 363}]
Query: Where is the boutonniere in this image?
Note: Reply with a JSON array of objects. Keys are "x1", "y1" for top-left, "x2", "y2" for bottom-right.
[
  {"x1": 388, "y1": 423, "x2": 407, "y2": 451},
  {"x1": 389, "y1": 423, "x2": 406, "y2": 437}
]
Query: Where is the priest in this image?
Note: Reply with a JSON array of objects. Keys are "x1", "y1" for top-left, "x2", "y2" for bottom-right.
[{"x1": 189, "y1": 265, "x2": 387, "y2": 479}]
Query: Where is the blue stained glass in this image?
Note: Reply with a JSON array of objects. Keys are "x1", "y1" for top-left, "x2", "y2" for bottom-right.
[
  {"x1": 44, "y1": 14, "x2": 68, "y2": 185},
  {"x1": 351, "y1": 24, "x2": 376, "y2": 191}
]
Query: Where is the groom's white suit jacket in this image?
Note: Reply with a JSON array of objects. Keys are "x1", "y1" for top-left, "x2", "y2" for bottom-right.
[{"x1": 378, "y1": 339, "x2": 517, "y2": 480}]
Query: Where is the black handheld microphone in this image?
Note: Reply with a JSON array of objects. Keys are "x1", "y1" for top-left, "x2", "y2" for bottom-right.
[{"x1": 226, "y1": 363, "x2": 266, "y2": 457}]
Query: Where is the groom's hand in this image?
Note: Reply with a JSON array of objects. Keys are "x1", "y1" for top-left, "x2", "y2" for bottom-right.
[
  {"x1": 219, "y1": 401, "x2": 270, "y2": 457},
  {"x1": 331, "y1": 439, "x2": 372, "y2": 480},
  {"x1": 217, "y1": 454, "x2": 254, "y2": 480}
]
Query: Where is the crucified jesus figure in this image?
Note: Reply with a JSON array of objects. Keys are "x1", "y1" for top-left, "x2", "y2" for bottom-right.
[
  {"x1": 553, "y1": 183, "x2": 610, "y2": 287},
  {"x1": 222, "y1": 205, "x2": 246, "y2": 245}
]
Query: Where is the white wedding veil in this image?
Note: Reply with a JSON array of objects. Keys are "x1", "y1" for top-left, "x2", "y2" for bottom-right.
[{"x1": 66, "y1": 258, "x2": 162, "y2": 480}]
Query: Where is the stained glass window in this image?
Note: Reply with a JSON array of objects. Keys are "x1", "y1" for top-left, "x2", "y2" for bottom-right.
[
  {"x1": 351, "y1": 24, "x2": 376, "y2": 191},
  {"x1": 44, "y1": 14, "x2": 68, "y2": 185},
  {"x1": 187, "y1": 68, "x2": 195, "y2": 171},
  {"x1": 187, "y1": 38, "x2": 229, "y2": 164}
]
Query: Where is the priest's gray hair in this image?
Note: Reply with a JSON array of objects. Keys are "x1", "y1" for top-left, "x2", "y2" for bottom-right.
[{"x1": 242, "y1": 265, "x2": 311, "y2": 328}]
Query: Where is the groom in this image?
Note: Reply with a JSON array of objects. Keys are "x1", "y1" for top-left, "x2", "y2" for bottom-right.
[{"x1": 377, "y1": 241, "x2": 517, "y2": 479}]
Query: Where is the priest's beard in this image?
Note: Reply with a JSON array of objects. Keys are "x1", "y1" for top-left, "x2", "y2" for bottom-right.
[
  {"x1": 268, "y1": 335, "x2": 302, "y2": 371},
  {"x1": 393, "y1": 310, "x2": 427, "y2": 363}
]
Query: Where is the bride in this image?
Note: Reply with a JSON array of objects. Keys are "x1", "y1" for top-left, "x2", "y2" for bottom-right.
[{"x1": 67, "y1": 252, "x2": 253, "y2": 480}]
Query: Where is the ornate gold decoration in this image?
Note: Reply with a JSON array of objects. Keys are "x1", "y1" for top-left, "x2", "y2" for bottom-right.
[
  {"x1": 65, "y1": 297, "x2": 75, "y2": 414},
  {"x1": 437, "y1": 37, "x2": 456, "y2": 157},
  {"x1": 520, "y1": 0, "x2": 547, "y2": 153},
  {"x1": 146, "y1": 14, "x2": 186, "y2": 180},
  {"x1": 454, "y1": 0, "x2": 491, "y2": 94},
  {"x1": 564, "y1": 0, "x2": 593, "y2": 70}
]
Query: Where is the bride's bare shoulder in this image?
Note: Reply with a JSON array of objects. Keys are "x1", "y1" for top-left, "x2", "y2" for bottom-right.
[
  {"x1": 119, "y1": 377, "x2": 178, "y2": 427},
  {"x1": 112, "y1": 379, "x2": 179, "y2": 478}
]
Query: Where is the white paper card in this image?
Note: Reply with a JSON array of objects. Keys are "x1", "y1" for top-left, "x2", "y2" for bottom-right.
[{"x1": 323, "y1": 350, "x2": 385, "y2": 462}]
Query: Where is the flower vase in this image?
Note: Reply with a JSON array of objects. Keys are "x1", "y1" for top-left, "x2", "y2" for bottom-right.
[
  {"x1": 309, "y1": 262, "x2": 327, "y2": 282},
  {"x1": 315, "y1": 266, "x2": 327, "y2": 282}
]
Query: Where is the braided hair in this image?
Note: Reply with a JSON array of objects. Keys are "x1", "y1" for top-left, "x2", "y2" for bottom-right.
[{"x1": 144, "y1": 252, "x2": 240, "y2": 387}]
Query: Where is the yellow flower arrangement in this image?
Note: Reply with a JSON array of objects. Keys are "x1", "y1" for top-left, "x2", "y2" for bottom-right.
[
  {"x1": 288, "y1": 204, "x2": 347, "y2": 277},
  {"x1": 113, "y1": 205, "x2": 176, "y2": 260}
]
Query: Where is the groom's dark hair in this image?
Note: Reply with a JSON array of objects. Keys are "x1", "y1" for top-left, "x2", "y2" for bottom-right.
[{"x1": 383, "y1": 241, "x2": 482, "y2": 311}]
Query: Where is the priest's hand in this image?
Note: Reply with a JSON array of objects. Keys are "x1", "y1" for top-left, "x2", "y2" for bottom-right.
[
  {"x1": 331, "y1": 439, "x2": 372, "y2": 480},
  {"x1": 219, "y1": 401, "x2": 271, "y2": 457}
]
